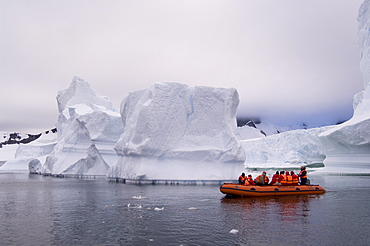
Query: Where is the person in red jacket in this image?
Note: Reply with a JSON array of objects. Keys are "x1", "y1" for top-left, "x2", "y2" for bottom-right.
[
  {"x1": 270, "y1": 171, "x2": 280, "y2": 185},
  {"x1": 291, "y1": 171, "x2": 299, "y2": 185},
  {"x1": 247, "y1": 174, "x2": 256, "y2": 185}
]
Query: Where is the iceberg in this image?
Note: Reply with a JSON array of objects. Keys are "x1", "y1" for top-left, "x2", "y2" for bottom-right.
[
  {"x1": 238, "y1": 0, "x2": 370, "y2": 173},
  {"x1": 318, "y1": 83, "x2": 370, "y2": 169},
  {"x1": 107, "y1": 82, "x2": 246, "y2": 181},
  {"x1": 41, "y1": 76, "x2": 123, "y2": 176},
  {"x1": 318, "y1": 0, "x2": 370, "y2": 171},
  {"x1": 240, "y1": 127, "x2": 328, "y2": 169},
  {"x1": 359, "y1": 0, "x2": 370, "y2": 89}
]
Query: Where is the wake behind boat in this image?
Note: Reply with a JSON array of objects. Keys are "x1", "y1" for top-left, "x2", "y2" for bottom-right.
[{"x1": 220, "y1": 183, "x2": 326, "y2": 197}]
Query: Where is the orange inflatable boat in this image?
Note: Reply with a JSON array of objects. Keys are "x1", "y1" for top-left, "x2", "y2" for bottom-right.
[{"x1": 220, "y1": 183, "x2": 326, "y2": 197}]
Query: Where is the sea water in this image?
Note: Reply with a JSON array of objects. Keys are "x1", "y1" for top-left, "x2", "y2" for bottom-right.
[{"x1": 0, "y1": 173, "x2": 369, "y2": 245}]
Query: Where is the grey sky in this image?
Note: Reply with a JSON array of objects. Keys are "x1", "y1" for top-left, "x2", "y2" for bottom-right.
[{"x1": 0, "y1": 0, "x2": 365, "y2": 133}]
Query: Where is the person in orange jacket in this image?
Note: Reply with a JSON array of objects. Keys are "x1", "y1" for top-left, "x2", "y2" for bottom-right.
[
  {"x1": 270, "y1": 171, "x2": 280, "y2": 185},
  {"x1": 277, "y1": 171, "x2": 286, "y2": 186},
  {"x1": 254, "y1": 171, "x2": 269, "y2": 185},
  {"x1": 291, "y1": 171, "x2": 299, "y2": 185},
  {"x1": 285, "y1": 171, "x2": 293, "y2": 186},
  {"x1": 238, "y1": 173, "x2": 247, "y2": 185},
  {"x1": 298, "y1": 166, "x2": 308, "y2": 185}
]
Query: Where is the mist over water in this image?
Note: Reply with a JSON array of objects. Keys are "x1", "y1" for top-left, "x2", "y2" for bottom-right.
[{"x1": 0, "y1": 173, "x2": 369, "y2": 245}]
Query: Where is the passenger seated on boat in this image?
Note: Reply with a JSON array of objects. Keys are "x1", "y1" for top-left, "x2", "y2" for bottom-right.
[
  {"x1": 275, "y1": 171, "x2": 286, "y2": 185},
  {"x1": 238, "y1": 173, "x2": 247, "y2": 185},
  {"x1": 285, "y1": 171, "x2": 293, "y2": 186},
  {"x1": 254, "y1": 171, "x2": 269, "y2": 185},
  {"x1": 291, "y1": 171, "x2": 299, "y2": 185},
  {"x1": 270, "y1": 171, "x2": 279, "y2": 185},
  {"x1": 247, "y1": 175, "x2": 256, "y2": 185}
]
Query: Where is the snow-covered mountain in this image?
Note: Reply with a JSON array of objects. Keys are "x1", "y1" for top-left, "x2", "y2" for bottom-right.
[
  {"x1": 236, "y1": 119, "x2": 313, "y2": 140},
  {"x1": 0, "y1": 129, "x2": 57, "y2": 172}
]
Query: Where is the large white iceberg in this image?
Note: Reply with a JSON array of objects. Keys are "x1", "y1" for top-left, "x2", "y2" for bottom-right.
[
  {"x1": 359, "y1": 0, "x2": 370, "y2": 89},
  {"x1": 107, "y1": 82, "x2": 246, "y2": 181},
  {"x1": 318, "y1": 0, "x2": 370, "y2": 171},
  {"x1": 41, "y1": 76, "x2": 123, "y2": 176}
]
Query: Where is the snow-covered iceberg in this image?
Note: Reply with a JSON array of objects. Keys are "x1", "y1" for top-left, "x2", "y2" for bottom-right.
[
  {"x1": 107, "y1": 82, "x2": 246, "y2": 181},
  {"x1": 41, "y1": 76, "x2": 123, "y2": 176},
  {"x1": 318, "y1": 0, "x2": 370, "y2": 171},
  {"x1": 238, "y1": 0, "x2": 370, "y2": 172},
  {"x1": 318, "y1": 83, "x2": 370, "y2": 168},
  {"x1": 359, "y1": 0, "x2": 370, "y2": 90},
  {"x1": 240, "y1": 127, "x2": 328, "y2": 169}
]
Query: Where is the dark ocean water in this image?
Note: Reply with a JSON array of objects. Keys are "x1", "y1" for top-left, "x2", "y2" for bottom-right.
[{"x1": 0, "y1": 173, "x2": 369, "y2": 246}]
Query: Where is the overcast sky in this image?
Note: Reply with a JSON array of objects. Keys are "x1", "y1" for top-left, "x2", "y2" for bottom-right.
[{"x1": 0, "y1": 0, "x2": 365, "y2": 133}]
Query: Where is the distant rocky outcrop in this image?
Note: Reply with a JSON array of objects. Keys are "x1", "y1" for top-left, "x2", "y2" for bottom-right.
[
  {"x1": 0, "y1": 128, "x2": 58, "y2": 172},
  {"x1": 0, "y1": 128, "x2": 57, "y2": 148}
]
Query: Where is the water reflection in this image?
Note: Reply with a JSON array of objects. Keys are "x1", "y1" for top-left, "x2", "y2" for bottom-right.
[
  {"x1": 219, "y1": 194, "x2": 325, "y2": 244},
  {"x1": 220, "y1": 195, "x2": 320, "y2": 221}
]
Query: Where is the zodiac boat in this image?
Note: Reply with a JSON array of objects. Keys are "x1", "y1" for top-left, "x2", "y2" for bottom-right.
[{"x1": 220, "y1": 183, "x2": 326, "y2": 197}]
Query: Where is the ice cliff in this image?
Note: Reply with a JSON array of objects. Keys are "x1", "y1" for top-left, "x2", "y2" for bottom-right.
[
  {"x1": 318, "y1": 0, "x2": 370, "y2": 170},
  {"x1": 359, "y1": 0, "x2": 370, "y2": 89},
  {"x1": 107, "y1": 82, "x2": 246, "y2": 181},
  {"x1": 41, "y1": 76, "x2": 123, "y2": 176}
]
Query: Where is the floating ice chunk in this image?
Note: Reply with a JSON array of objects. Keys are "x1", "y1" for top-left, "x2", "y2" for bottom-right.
[
  {"x1": 199, "y1": 199, "x2": 211, "y2": 202},
  {"x1": 132, "y1": 195, "x2": 146, "y2": 199},
  {"x1": 127, "y1": 203, "x2": 142, "y2": 209},
  {"x1": 229, "y1": 229, "x2": 239, "y2": 234}
]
